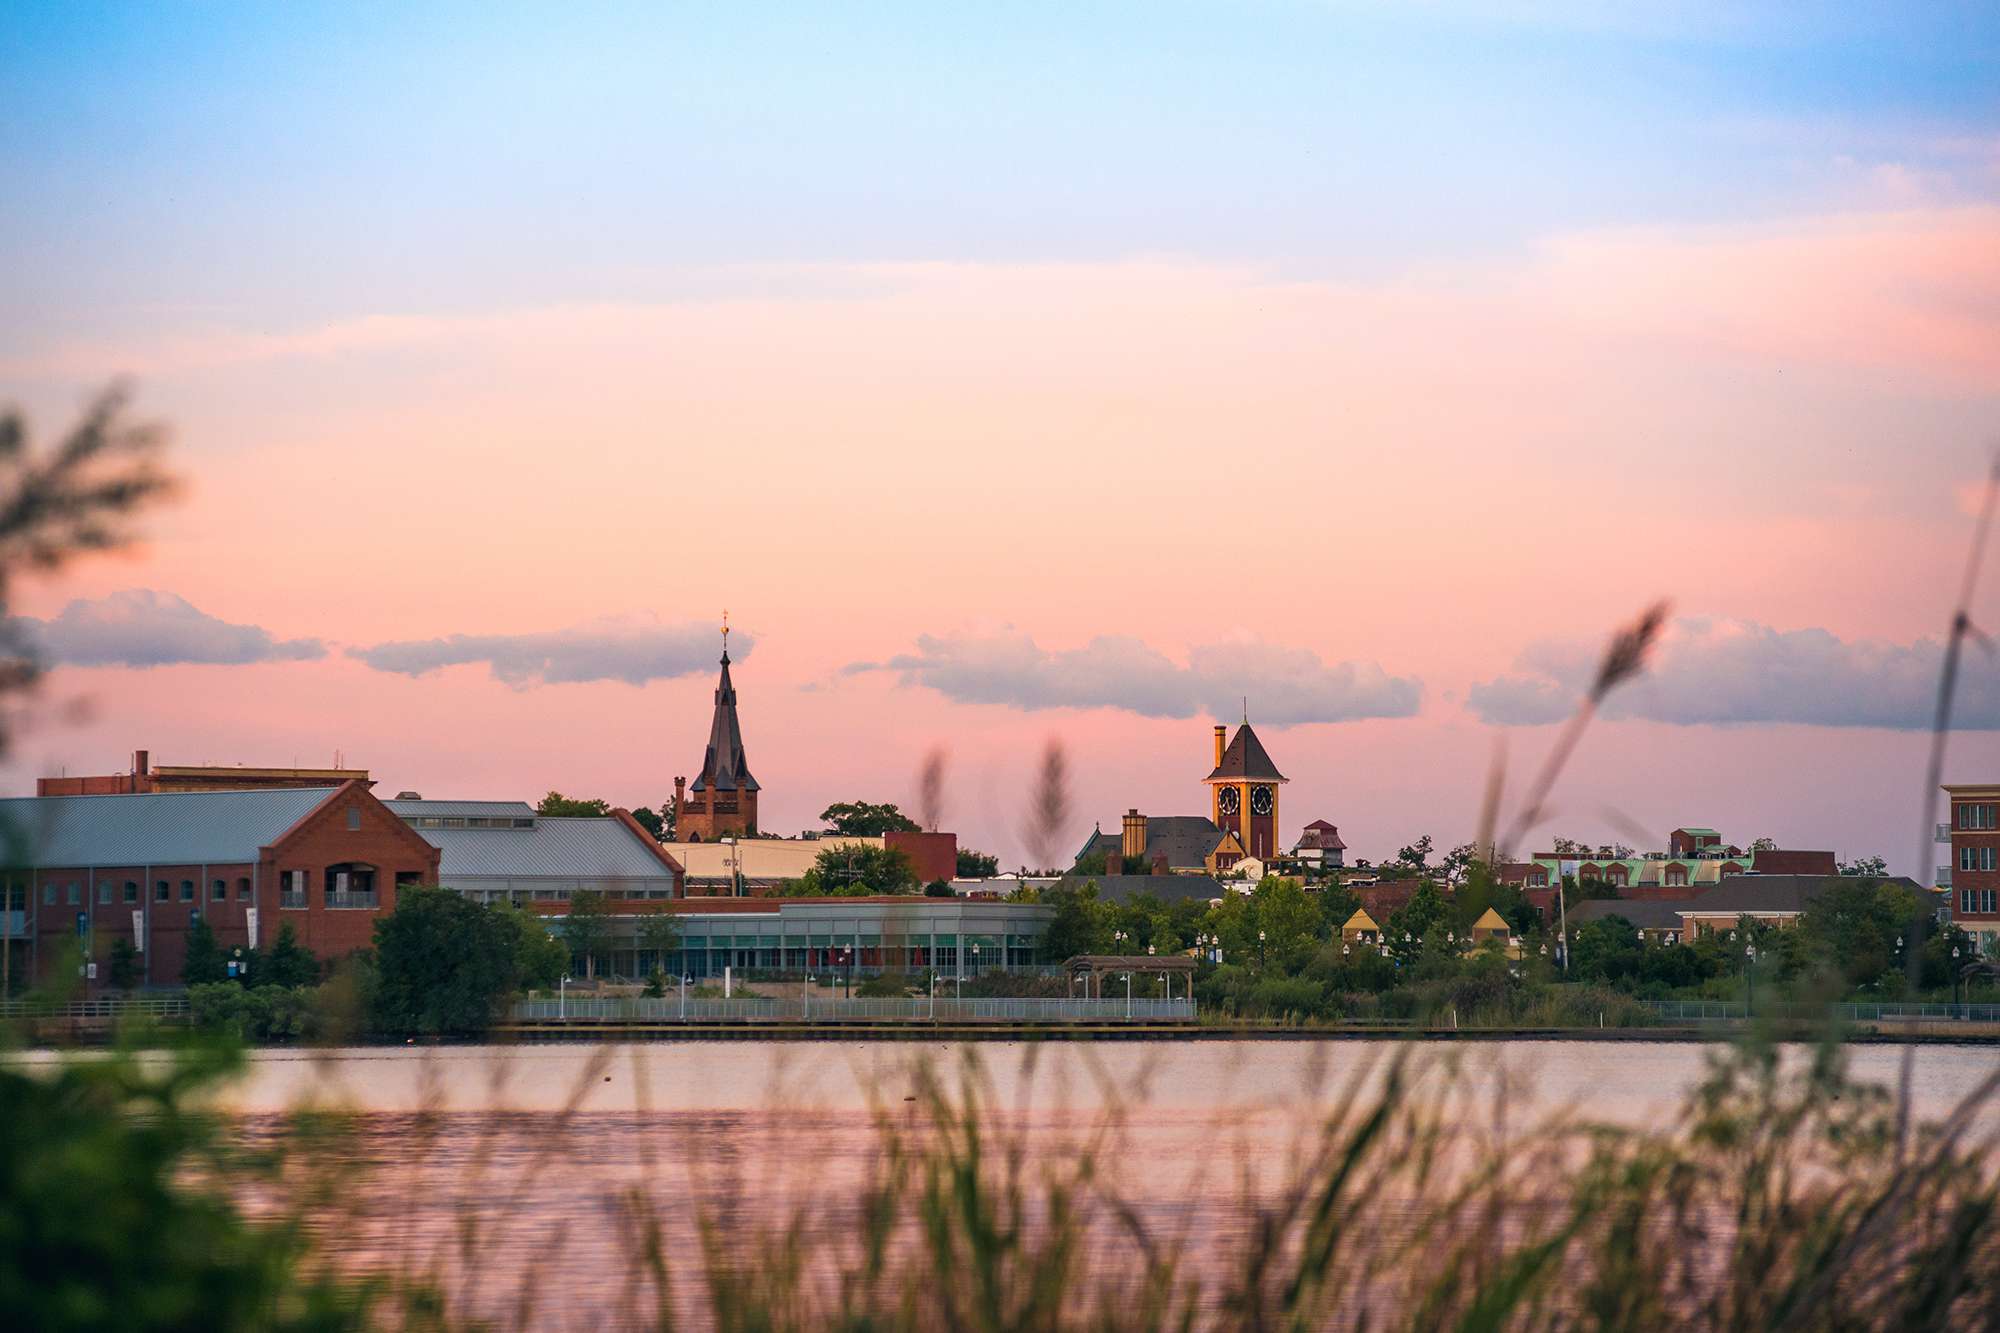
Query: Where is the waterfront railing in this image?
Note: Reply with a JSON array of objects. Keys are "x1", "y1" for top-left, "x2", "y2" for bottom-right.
[
  {"x1": 1642, "y1": 999, "x2": 2000, "y2": 1023},
  {"x1": 508, "y1": 995, "x2": 1197, "y2": 1024},
  {"x1": 0, "y1": 995, "x2": 191, "y2": 1019}
]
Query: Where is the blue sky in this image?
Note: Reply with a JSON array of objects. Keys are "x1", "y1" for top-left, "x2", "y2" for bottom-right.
[{"x1": 5, "y1": 1, "x2": 1997, "y2": 343}]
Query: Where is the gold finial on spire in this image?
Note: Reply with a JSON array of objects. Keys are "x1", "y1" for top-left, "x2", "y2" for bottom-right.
[{"x1": 721, "y1": 609, "x2": 731, "y2": 659}]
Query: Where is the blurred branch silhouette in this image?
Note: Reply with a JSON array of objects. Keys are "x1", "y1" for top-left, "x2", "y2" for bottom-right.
[
  {"x1": 1020, "y1": 737, "x2": 1072, "y2": 872},
  {"x1": 917, "y1": 745, "x2": 948, "y2": 833},
  {"x1": 0, "y1": 383, "x2": 175, "y2": 760}
]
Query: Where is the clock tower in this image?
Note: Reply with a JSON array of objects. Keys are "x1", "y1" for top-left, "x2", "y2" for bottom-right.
[{"x1": 1205, "y1": 721, "x2": 1287, "y2": 860}]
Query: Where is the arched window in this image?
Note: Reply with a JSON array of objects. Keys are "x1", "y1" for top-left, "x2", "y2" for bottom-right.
[
  {"x1": 1606, "y1": 863, "x2": 1629, "y2": 887},
  {"x1": 1664, "y1": 863, "x2": 1689, "y2": 887}
]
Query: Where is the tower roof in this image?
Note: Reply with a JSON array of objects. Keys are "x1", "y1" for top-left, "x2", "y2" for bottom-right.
[
  {"x1": 1205, "y1": 723, "x2": 1286, "y2": 783},
  {"x1": 690, "y1": 650, "x2": 759, "y2": 793}
]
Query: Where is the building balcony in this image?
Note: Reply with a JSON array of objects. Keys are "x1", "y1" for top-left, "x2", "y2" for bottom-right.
[
  {"x1": 325, "y1": 891, "x2": 378, "y2": 910},
  {"x1": 278, "y1": 892, "x2": 308, "y2": 909},
  {"x1": 1938, "y1": 823, "x2": 1953, "y2": 844},
  {"x1": 1937, "y1": 866, "x2": 1954, "y2": 889}
]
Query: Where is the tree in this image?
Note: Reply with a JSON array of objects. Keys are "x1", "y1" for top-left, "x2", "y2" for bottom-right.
[
  {"x1": 637, "y1": 912, "x2": 682, "y2": 977},
  {"x1": 560, "y1": 890, "x2": 614, "y2": 979},
  {"x1": 537, "y1": 791, "x2": 613, "y2": 817},
  {"x1": 259, "y1": 923, "x2": 319, "y2": 989},
  {"x1": 1386, "y1": 881, "x2": 1451, "y2": 959},
  {"x1": 1440, "y1": 842, "x2": 1480, "y2": 886},
  {"x1": 1750, "y1": 837, "x2": 1779, "y2": 852},
  {"x1": 1038, "y1": 884, "x2": 1109, "y2": 961},
  {"x1": 495, "y1": 901, "x2": 567, "y2": 990},
  {"x1": 1395, "y1": 835, "x2": 1434, "y2": 874},
  {"x1": 1839, "y1": 854, "x2": 1889, "y2": 878},
  {"x1": 818, "y1": 801, "x2": 921, "y2": 836},
  {"x1": 107, "y1": 937, "x2": 141, "y2": 991},
  {"x1": 800, "y1": 844, "x2": 918, "y2": 895},
  {"x1": 181, "y1": 918, "x2": 228, "y2": 986},
  {"x1": 956, "y1": 848, "x2": 1000, "y2": 878},
  {"x1": 924, "y1": 879, "x2": 955, "y2": 897},
  {"x1": 371, "y1": 886, "x2": 519, "y2": 1035}
]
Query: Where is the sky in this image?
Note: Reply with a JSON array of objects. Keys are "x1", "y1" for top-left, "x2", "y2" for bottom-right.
[{"x1": 2, "y1": 1, "x2": 1998, "y2": 874}]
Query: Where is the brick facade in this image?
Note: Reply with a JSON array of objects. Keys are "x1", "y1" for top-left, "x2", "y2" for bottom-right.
[{"x1": 10, "y1": 781, "x2": 436, "y2": 992}]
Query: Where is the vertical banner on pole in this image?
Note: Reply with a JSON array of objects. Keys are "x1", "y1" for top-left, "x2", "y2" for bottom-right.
[
  {"x1": 245, "y1": 907, "x2": 260, "y2": 951},
  {"x1": 131, "y1": 909, "x2": 145, "y2": 951}
]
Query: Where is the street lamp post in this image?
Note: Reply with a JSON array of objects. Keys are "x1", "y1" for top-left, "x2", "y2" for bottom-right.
[
  {"x1": 559, "y1": 974, "x2": 570, "y2": 1024},
  {"x1": 1953, "y1": 946, "x2": 1963, "y2": 1017},
  {"x1": 1125, "y1": 971, "x2": 1132, "y2": 1019},
  {"x1": 680, "y1": 972, "x2": 690, "y2": 1022},
  {"x1": 1258, "y1": 929, "x2": 1266, "y2": 969},
  {"x1": 806, "y1": 974, "x2": 814, "y2": 1021},
  {"x1": 842, "y1": 946, "x2": 853, "y2": 999},
  {"x1": 1745, "y1": 943, "x2": 1757, "y2": 1015}
]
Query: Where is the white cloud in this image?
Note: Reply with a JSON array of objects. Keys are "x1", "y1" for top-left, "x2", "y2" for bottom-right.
[
  {"x1": 20, "y1": 590, "x2": 324, "y2": 667},
  {"x1": 352, "y1": 615, "x2": 739, "y2": 688},
  {"x1": 856, "y1": 631, "x2": 1420, "y2": 725},
  {"x1": 1468, "y1": 617, "x2": 1998, "y2": 729}
]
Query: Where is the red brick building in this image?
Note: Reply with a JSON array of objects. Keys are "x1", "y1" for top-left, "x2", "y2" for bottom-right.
[
  {"x1": 1944, "y1": 783, "x2": 2000, "y2": 955},
  {"x1": 37, "y1": 748, "x2": 370, "y2": 796},
  {"x1": 0, "y1": 782, "x2": 436, "y2": 992}
]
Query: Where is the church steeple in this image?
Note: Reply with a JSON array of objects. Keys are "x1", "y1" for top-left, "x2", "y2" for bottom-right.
[
  {"x1": 693, "y1": 615, "x2": 756, "y2": 794},
  {"x1": 675, "y1": 614, "x2": 761, "y2": 842}
]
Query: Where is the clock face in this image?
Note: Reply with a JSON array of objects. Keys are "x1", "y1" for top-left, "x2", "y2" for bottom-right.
[
  {"x1": 1250, "y1": 785, "x2": 1274, "y2": 816},
  {"x1": 1216, "y1": 786, "x2": 1240, "y2": 816}
]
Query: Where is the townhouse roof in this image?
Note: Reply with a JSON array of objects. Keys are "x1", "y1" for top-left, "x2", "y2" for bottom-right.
[
  {"x1": 1056, "y1": 874, "x2": 1228, "y2": 906},
  {"x1": 1568, "y1": 898, "x2": 1688, "y2": 931},
  {"x1": 1079, "y1": 816, "x2": 1227, "y2": 871},
  {"x1": 385, "y1": 799, "x2": 538, "y2": 823},
  {"x1": 1678, "y1": 873, "x2": 1924, "y2": 918},
  {"x1": 0, "y1": 787, "x2": 340, "y2": 866}
]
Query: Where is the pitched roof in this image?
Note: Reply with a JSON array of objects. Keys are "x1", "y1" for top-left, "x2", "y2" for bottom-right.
[
  {"x1": 1471, "y1": 907, "x2": 1510, "y2": 931},
  {"x1": 385, "y1": 799, "x2": 537, "y2": 821},
  {"x1": 415, "y1": 817, "x2": 678, "y2": 882},
  {"x1": 1080, "y1": 816, "x2": 1227, "y2": 871},
  {"x1": 1341, "y1": 907, "x2": 1380, "y2": 933},
  {"x1": 1569, "y1": 898, "x2": 1688, "y2": 931},
  {"x1": 0, "y1": 787, "x2": 339, "y2": 866},
  {"x1": 1295, "y1": 822, "x2": 1346, "y2": 851},
  {"x1": 691, "y1": 652, "x2": 758, "y2": 793},
  {"x1": 1057, "y1": 874, "x2": 1227, "y2": 906},
  {"x1": 1679, "y1": 873, "x2": 1923, "y2": 917},
  {"x1": 1205, "y1": 723, "x2": 1286, "y2": 782}
]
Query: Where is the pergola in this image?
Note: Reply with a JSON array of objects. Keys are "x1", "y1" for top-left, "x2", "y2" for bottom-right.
[{"x1": 1064, "y1": 954, "x2": 1198, "y2": 1000}]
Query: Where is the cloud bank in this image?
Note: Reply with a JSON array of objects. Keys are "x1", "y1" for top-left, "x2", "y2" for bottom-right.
[
  {"x1": 352, "y1": 616, "x2": 739, "y2": 688},
  {"x1": 1468, "y1": 617, "x2": 2000, "y2": 729},
  {"x1": 852, "y1": 631, "x2": 1420, "y2": 726},
  {"x1": 19, "y1": 590, "x2": 325, "y2": 667}
]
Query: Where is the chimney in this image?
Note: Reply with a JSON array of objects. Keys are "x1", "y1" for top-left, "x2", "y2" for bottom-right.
[
  {"x1": 1213, "y1": 725, "x2": 1227, "y2": 769},
  {"x1": 1122, "y1": 809, "x2": 1146, "y2": 862},
  {"x1": 673, "y1": 775, "x2": 687, "y2": 819},
  {"x1": 132, "y1": 749, "x2": 150, "y2": 776}
]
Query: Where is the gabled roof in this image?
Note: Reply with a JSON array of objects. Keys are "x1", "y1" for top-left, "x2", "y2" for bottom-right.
[
  {"x1": 416, "y1": 817, "x2": 678, "y2": 881},
  {"x1": 0, "y1": 787, "x2": 340, "y2": 866},
  {"x1": 1341, "y1": 907, "x2": 1380, "y2": 933},
  {"x1": 1471, "y1": 907, "x2": 1510, "y2": 932},
  {"x1": 1205, "y1": 723, "x2": 1286, "y2": 783},
  {"x1": 691, "y1": 652, "x2": 758, "y2": 793},
  {"x1": 1673, "y1": 827, "x2": 1720, "y2": 838}
]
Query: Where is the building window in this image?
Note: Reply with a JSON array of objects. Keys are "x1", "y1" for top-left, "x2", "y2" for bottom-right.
[
  {"x1": 66, "y1": 882, "x2": 79, "y2": 905},
  {"x1": 324, "y1": 864, "x2": 377, "y2": 908},
  {"x1": 211, "y1": 878, "x2": 227, "y2": 902},
  {"x1": 1961, "y1": 803, "x2": 2000, "y2": 830},
  {"x1": 41, "y1": 883, "x2": 54, "y2": 906},
  {"x1": 346, "y1": 807, "x2": 362, "y2": 831},
  {"x1": 156, "y1": 880, "x2": 170, "y2": 902},
  {"x1": 123, "y1": 880, "x2": 137, "y2": 903},
  {"x1": 237, "y1": 877, "x2": 252, "y2": 900},
  {"x1": 1966, "y1": 888, "x2": 1976, "y2": 913},
  {"x1": 96, "y1": 882, "x2": 111, "y2": 905},
  {"x1": 1665, "y1": 864, "x2": 1689, "y2": 887},
  {"x1": 179, "y1": 880, "x2": 194, "y2": 902}
]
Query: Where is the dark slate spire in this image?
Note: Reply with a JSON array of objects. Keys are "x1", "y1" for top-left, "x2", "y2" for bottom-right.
[
  {"x1": 690, "y1": 629, "x2": 758, "y2": 793},
  {"x1": 1205, "y1": 723, "x2": 1286, "y2": 782}
]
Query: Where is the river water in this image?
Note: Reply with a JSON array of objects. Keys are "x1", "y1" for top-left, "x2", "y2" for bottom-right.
[{"x1": 210, "y1": 1039, "x2": 1997, "y2": 1329}]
